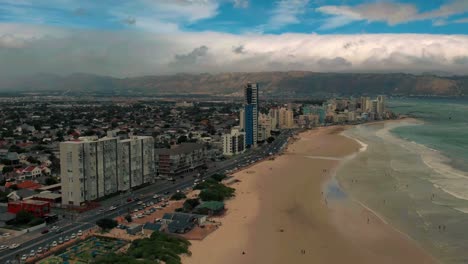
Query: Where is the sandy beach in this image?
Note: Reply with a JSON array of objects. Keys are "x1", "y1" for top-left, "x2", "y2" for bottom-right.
[{"x1": 183, "y1": 126, "x2": 437, "y2": 264}]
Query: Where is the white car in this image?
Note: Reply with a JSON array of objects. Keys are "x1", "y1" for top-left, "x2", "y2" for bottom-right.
[
  {"x1": 77, "y1": 230, "x2": 83, "y2": 236},
  {"x1": 1, "y1": 233, "x2": 11, "y2": 237},
  {"x1": 109, "y1": 206, "x2": 117, "y2": 211},
  {"x1": 9, "y1": 243, "x2": 20, "y2": 249},
  {"x1": 37, "y1": 247, "x2": 43, "y2": 254},
  {"x1": 51, "y1": 241, "x2": 57, "y2": 247},
  {"x1": 0, "y1": 245, "x2": 8, "y2": 251},
  {"x1": 64, "y1": 236, "x2": 70, "y2": 242},
  {"x1": 21, "y1": 255, "x2": 27, "y2": 261},
  {"x1": 29, "y1": 250, "x2": 35, "y2": 257},
  {"x1": 71, "y1": 233, "x2": 76, "y2": 239},
  {"x1": 137, "y1": 201, "x2": 143, "y2": 205}
]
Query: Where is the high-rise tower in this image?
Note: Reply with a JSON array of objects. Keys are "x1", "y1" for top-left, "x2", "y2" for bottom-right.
[{"x1": 243, "y1": 82, "x2": 258, "y2": 147}]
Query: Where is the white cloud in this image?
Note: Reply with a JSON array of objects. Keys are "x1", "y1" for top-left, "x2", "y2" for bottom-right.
[
  {"x1": 1, "y1": 24, "x2": 468, "y2": 78},
  {"x1": 454, "y1": 17, "x2": 468, "y2": 23},
  {"x1": 316, "y1": 0, "x2": 468, "y2": 29},
  {"x1": 265, "y1": 0, "x2": 310, "y2": 30},
  {"x1": 233, "y1": 0, "x2": 249, "y2": 8}
]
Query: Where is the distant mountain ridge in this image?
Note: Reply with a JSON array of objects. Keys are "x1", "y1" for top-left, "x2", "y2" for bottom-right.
[{"x1": 1, "y1": 71, "x2": 467, "y2": 97}]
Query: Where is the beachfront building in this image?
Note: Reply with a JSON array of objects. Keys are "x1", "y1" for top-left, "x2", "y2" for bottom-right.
[
  {"x1": 269, "y1": 107, "x2": 280, "y2": 130},
  {"x1": 258, "y1": 113, "x2": 273, "y2": 141},
  {"x1": 279, "y1": 107, "x2": 294, "y2": 129},
  {"x1": 222, "y1": 127, "x2": 246, "y2": 156},
  {"x1": 243, "y1": 82, "x2": 259, "y2": 147},
  {"x1": 155, "y1": 143, "x2": 207, "y2": 178},
  {"x1": 60, "y1": 135, "x2": 155, "y2": 206}
]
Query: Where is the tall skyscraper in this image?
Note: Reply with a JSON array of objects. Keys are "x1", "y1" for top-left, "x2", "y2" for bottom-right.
[
  {"x1": 60, "y1": 135, "x2": 155, "y2": 206},
  {"x1": 243, "y1": 82, "x2": 258, "y2": 147}
]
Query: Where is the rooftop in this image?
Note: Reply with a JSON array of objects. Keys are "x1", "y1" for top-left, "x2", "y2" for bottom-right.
[{"x1": 155, "y1": 143, "x2": 205, "y2": 156}]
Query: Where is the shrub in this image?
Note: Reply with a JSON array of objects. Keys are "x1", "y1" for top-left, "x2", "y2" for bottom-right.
[{"x1": 170, "y1": 192, "x2": 186, "y2": 201}]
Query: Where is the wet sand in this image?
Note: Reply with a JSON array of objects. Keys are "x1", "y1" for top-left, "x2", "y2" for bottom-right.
[{"x1": 183, "y1": 126, "x2": 438, "y2": 264}]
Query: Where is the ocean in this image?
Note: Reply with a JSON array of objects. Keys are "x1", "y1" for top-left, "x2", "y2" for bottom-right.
[{"x1": 336, "y1": 98, "x2": 468, "y2": 264}]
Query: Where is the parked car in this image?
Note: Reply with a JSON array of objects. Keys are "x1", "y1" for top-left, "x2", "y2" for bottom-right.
[
  {"x1": 41, "y1": 229, "x2": 49, "y2": 234},
  {"x1": 29, "y1": 249, "x2": 35, "y2": 257},
  {"x1": 77, "y1": 230, "x2": 83, "y2": 236},
  {"x1": 37, "y1": 247, "x2": 43, "y2": 254},
  {"x1": 71, "y1": 233, "x2": 76, "y2": 239},
  {"x1": 51, "y1": 241, "x2": 57, "y2": 247},
  {"x1": 9, "y1": 244, "x2": 20, "y2": 249},
  {"x1": 0, "y1": 245, "x2": 8, "y2": 251},
  {"x1": 21, "y1": 255, "x2": 27, "y2": 261}
]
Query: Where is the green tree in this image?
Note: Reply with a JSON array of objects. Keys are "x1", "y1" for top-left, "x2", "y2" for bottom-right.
[
  {"x1": 183, "y1": 198, "x2": 200, "y2": 212},
  {"x1": 15, "y1": 210, "x2": 35, "y2": 225},
  {"x1": 2, "y1": 166, "x2": 13, "y2": 174},
  {"x1": 125, "y1": 214, "x2": 132, "y2": 223},
  {"x1": 96, "y1": 218, "x2": 118, "y2": 231},
  {"x1": 170, "y1": 192, "x2": 187, "y2": 201},
  {"x1": 211, "y1": 173, "x2": 227, "y2": 182},
  {"x1": 45, "y1": 177, "x2": 58, "y2": 185},
  {"x1": 177, "y1": 135, "x2": 188, "y2": 144}
]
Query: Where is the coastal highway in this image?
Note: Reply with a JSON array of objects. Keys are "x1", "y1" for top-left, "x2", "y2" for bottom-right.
[{"x1": 0, "y1": 130, "x2": 295, "y2": 263}]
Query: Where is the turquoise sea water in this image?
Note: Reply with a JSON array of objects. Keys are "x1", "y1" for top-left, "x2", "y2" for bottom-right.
[
  {"x1": 389, "y1": 98, "x2": 468, "y2": 172},
  {"x1": 335, "y1": 98, "x2": 468, "y2": 264}
]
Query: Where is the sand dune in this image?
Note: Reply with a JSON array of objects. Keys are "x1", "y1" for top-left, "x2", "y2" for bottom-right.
[{"x1": 183, "y1": 126, "x2": 437, "y2": 264}]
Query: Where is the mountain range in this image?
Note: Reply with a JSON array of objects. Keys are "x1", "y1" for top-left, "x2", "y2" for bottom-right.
[{"x1": 1, "y1": 72, "x2": 467, "y2": 97}]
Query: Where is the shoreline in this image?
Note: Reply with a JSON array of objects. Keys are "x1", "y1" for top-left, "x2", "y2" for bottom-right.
[{"x1": 183, "y1": 124, "x2": 438, "y2": 264}]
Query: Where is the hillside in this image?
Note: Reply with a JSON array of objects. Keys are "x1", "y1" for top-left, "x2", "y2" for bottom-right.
[{"x1": 1, "y1": 72, "x2": 467, "y2": 97}]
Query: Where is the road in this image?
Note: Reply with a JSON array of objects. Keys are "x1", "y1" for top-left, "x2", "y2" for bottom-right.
[{"x1": 0, "y1": 129, "x2": 296, "y2": 263}]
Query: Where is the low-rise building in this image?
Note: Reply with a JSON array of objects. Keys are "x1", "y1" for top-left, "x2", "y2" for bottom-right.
[
  {"x1": 7, "y1": 200, "x2": 51, "y2": 218},
  {"x1": 155, "y1": 143, "x2": 207, "y2": 177}
]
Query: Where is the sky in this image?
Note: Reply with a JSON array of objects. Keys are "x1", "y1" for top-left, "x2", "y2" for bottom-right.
[{"x1": 1, "y1": 0, "x2": 468, "y2": 78}]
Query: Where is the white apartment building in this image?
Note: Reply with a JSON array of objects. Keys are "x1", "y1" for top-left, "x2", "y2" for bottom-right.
[
  {"x1": 222, "y1": 128, "x2": 246, "y2": 156},
  {"x1": 60, "y1": 135, "x2": 155, "y2": 206},
  {"x1": 269, "y1": 107, "x2": 279, "y2": 129}
]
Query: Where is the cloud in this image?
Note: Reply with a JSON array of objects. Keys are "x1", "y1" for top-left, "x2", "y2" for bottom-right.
[
  {"x1": 0, "y1": 0, "x2": 221, "y2": 33},
  {"x1": 454, "y1": 17, "x2": 468, "y2": 24},
  {"x1": 122, "y1": 17, "x2": 136, "y2": 25},
  {"x1": 318, "y1": 57, "x2": 352, "y2": 69},
  {"x1": 73, "y1": 8, "x2": 87, "y2": 16},
  {"x1": 232, "y1": 45, "x2": 247, "y2": 54},
  {"x1": 233, "y1": 0, "x2": 249, "y2": 8},
  {"x1": 265, "y1": 0, "x2": 310, "y2": 30},
  {"x1": 1, "y1": 24, "x2": 468, "y2": 79},
  {"x1": 316, "y1": 0, "x2": 468, "y2": 30},
  {"x1": 174, "y1": 46, "x2": 209, "y2": 63}
]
